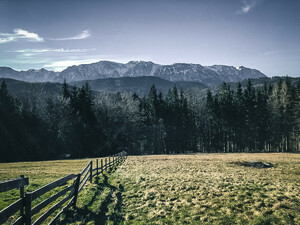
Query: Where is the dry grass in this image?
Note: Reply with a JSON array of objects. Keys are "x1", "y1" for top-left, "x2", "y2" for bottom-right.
[
  {"x1": 0, "y1": 158, "x2": 93, "y2": 224},
  {"x1": 112, "y1": 153, "x2": 300, "y2": 224},
  {"x1": 1, "y1": 154, "x2": 299, "y2": 224}
]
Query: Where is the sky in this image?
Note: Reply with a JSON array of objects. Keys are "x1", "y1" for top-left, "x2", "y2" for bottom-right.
[{"x1": 0, "y1": 0, "x2": 299, "y2": 77}]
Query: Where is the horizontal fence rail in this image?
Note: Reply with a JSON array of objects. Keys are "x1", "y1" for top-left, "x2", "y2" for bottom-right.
[
  {"x1": 0, "y1": 176, "x2": 29, "y2": 193},
  {"x1": 0, "y1": 151, "x2": 127, "y2": 225},
  {"x1": 0, "y1": 175, "x2": 29, "y2": 225},
  {"x1": 30, "y1": 174, "x2": 76, "y2": 202}
]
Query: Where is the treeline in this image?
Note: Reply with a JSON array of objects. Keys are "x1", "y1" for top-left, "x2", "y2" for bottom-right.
[
  {"x1": 0, "y1": 78, "x2": 299, "y2": 162},
  {"x1": 201, "y1": 79, "x2": 299, "y2": 152},
  {"x1": 137, "y1": 78, "x2": 300, "y2": 154}
]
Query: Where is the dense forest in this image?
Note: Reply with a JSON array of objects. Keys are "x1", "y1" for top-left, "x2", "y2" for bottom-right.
[{"x1": 0, "y1": 77, "x2": 299, "y2": 162}]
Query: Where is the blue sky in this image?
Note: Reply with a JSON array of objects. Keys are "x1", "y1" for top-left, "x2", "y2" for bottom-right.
[{"x1": 0, "y1": 0, "x2": 299, "y2": 77}]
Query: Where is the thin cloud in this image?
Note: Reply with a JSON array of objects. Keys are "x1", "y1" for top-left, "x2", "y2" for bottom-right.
[
  {"x1": 50, "y1": 30, "x2": 91, "y2": 41},
  {"x1": 44, "y1": 58, "x2": 100, "y2": 71},
  {"x1": 0, "y1": 28, "x2": 44, "y2": 43},
  {"x1": 263, "y1": 49, "x2": 300, "y2": 56},
  {"x1": 236, "y1": 0, "x2": 258, "y2": 15},
  {"x1": 9, "y1": 48, "x2": 96, "y2": 53}
]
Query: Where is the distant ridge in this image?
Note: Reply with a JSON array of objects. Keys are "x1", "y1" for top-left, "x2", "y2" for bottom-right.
[
  {"x1": 58, "y1": 61, "x2": 266, "y2": 86},
  {"x1": 0, "y1": 61, "x2": 266, "y2": 86},
  {"x1": 2, "y1": 76, "x2": 298, "y2": 98},
  {"x1": 0, "y1": 76, "x2": 207, "y2": 97},
  {"x1": 71, "y1": 76, "x2": 207, "y2": 96},
  {"x1": 0, "y1": 67, "x2": 59, "y2": 83},
  {"x1": 0, "y1": 78, "x2": 63, "y2": 96}
]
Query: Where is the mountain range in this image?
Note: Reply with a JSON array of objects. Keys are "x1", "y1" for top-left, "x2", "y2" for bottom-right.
[
  {"x1": 0, "y1": 67, "x2": 59, "y2": 83},
  {"x1": 0, "y1": 61, "x2": 266, "y2": 86}
]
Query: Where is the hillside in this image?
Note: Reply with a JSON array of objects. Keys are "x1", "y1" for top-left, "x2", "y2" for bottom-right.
[
  {"x1": 71, "y1": 76, "x2": 207, "y2": 96},
  {"x1": 1, "y1": 154, "x2": 299, "y2": 224},
  {"x1": 0, "y1": 78, "x2": 63, "y2": 97},
  {"x1": 0, "y1": 76, "x2": 207, "y2": 98},
  {"x1": 0, "y1": 67, "x2": 59, "y2": 82}
]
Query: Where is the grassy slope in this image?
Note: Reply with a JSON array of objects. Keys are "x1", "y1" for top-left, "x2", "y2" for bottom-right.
[
  {"x1": 0, "y1": 158, "x2": 93, "y2": 224},
  {"x1": 109, "y1": 153, "x2": 299, "y2": 224},
  {"x1": 1, "y1": 154, "x2": 299, "y2": 224}
]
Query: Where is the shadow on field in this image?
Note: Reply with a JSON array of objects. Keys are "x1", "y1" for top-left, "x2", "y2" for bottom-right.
[{"x1": 58, "y1": 167, "x2": 124, "y2": 225}]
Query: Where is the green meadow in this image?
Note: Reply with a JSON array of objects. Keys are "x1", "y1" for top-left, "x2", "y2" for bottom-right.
[{"x1": 1, "y1": 153, "x2": 299, "y2": 224}]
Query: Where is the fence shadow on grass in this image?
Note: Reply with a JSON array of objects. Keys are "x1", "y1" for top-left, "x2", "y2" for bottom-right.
[{"x1": 57, "y1": 168, "x2": 124, "y2": 225}]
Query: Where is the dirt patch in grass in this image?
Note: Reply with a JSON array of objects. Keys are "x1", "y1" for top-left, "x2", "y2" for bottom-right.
[{"x1": 233, "y1": 161, "x2": 275, "y2": 168}]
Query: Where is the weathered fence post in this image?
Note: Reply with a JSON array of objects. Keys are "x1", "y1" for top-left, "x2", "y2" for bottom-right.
[
  {"x1": 96, "y1": 159, "x2": 99, "y2": 176},
  {"x1": 73, "y1": 173, "x2": 81, "y2": 207},
  {"x1": 96, "y1": 159, "x2": 99, "y2": 184},
  {"x1": 20, "y1": 175, "x2": 25, "y2": 221},
  {"x1": 105, "y1": 158, "x2": 107, "y2": 171},
  {"x1": 90, "y1": 161, "x2": 93, "y2": 183},
  {"x1": 101, "y1": 159, "x2": 103, "y2": 174},
  {"x1": 24, "y1": 192, "x2": 32, "y2": 225}
]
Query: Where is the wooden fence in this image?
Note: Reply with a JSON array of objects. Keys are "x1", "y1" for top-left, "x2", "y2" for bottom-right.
[
  {"x1": 0, "y1": 151, "x2": 127, "y2": 225},
  {"x1": 0, "y1": 176, "x2": 29, "y2": 225}
]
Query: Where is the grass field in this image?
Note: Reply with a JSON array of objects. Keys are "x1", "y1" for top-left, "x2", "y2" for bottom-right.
[
  {"x1": 0, "y1": 158, "x2": 93, "y2": 224},
  {"x1": 1, "y1": 153, "x2": 300, "y2": 224},
  {"x1": 61, "y1": 153, "x2": 300, "y2": 225}
]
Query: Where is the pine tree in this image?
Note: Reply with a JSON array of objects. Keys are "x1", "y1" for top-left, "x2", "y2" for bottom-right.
[
  {"x1": 268, "y1": 82, "x2": 282, "y2": 151},
  {"x1": 244, "y1": 79, "x2": 256, "y2": 151},
  {"x1": 234, "y1": 82, "x2": 245, "y2": 152},
  {"x1": 61, "y1": 80, "x2": 70, "y2": 100},
  {"x1": 279, "y1": 77, "x2": 295, "y2": 151}
]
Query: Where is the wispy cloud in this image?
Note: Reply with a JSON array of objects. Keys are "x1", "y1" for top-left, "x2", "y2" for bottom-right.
[
  {"x1": 263, "y1": 48, "x2": 300, "y2": 56},
  {"x1": 9, "y1": 48, "x2": 96, "y2": 53},
  {"x1": 44, "y1": 58, "x2": 100, "y2": 71},
  {"x1": 49, "y1": 30, "x2": 91, "y2": 41},
  {"x1": 236, "y1": 0, "x2": 258, "y2": 15},
  {"x1": 0, "y1": 28, "x2": 44, "y2": 44}
]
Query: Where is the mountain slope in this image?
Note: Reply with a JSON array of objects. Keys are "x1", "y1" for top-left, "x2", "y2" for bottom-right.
[
  {"x1": 57, "y1": 61, "x2": 267, "y2": 86},
  {"x1": 55, "y1": 61, "x2": 266, "y2": 85},
  {"x1": 0, "y1": 76, "x2": 207, "y2": 97},
  {"x1": 210, "y1": 76, "x2": 300, "y2": 94},
  {"x1": 0, "y1": 78, "x2": 63, "y2": 97},
  {"x1": 0, "y1": 67, "x2": 59, "y2": 82},
  {"x1": 0, "y1": 61, "x2": 267, "y2": 86},
  {"x1": 71, "y1": 76, "x2": 207, "y2": 96}
]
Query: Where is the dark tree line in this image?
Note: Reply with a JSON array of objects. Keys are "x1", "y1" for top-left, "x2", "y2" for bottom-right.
[
  {"x1": 138, "y1": 85, "x2": 195, "y2": 154},
  {"x1": 135, "y1": 79, "x2": 299, "y2": 154},
  {"x1": 0, "y1": 81, "x2": 52, "y2": 161},
  {"x1": 0, "y1": 78, "x2": 299, "y2": 162},
  {"x1": 201, "y1": 79, "x2": 299, "y2": 152}
]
